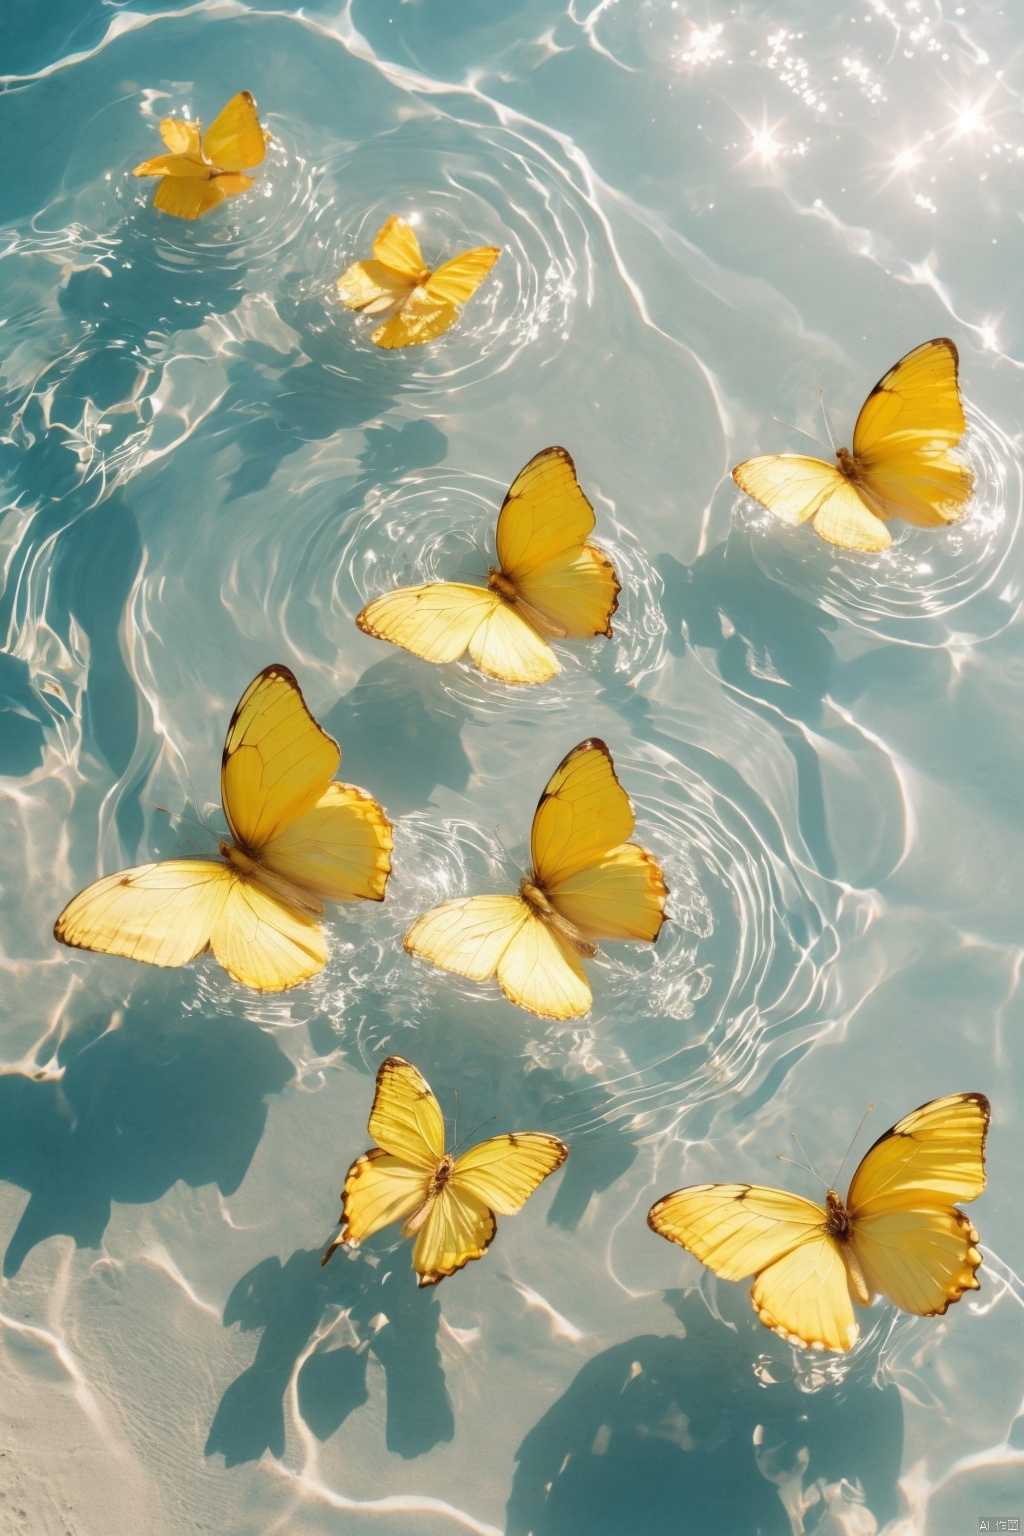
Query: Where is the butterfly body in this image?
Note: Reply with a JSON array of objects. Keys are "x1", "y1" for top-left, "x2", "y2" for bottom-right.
[
  {"x1": 648, "y1": 1093, "x2": 988, "y2": 1352},
  {"x1": 404, "y1": 739, "x2": 667, "y2": 1019},
  {"x1": 323, "y1": 1057, "x2": 568, "y2": 1286},
  {"x1": 732, "y1": 339, "x2": 973, "y2": 551},
  {"x1": 133, "y1": 91, "x2": 268, "y2": 220},
  {"x1": 55, "y1": 666, "x2": 392, "y2": 992},
  {"x1": 357, "y1": 447, "x2": 619, "y2": 685}
]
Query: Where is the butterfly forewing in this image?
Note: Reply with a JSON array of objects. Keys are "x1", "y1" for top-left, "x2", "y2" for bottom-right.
[
  {"x1": 530, "y1": 740, "x2": 637, "y2": 888},
  {"x1": 846, "y1": 1092, "x2": 989, "y2": 1212},
  {"x1": 495, "y1": 448, "x2": 596, "y2": 580},
  {"x1": 221, "y1": 665, "x2": 339, "y2": 852},
  {"x1": 367, "y1": 1056, "x2": 446, "y2": 1169},
  {"x1": 372, "y1": 215, "x2": 430, "y2": 281},
  {"x1": 54, "y1": 860, "x2": 233, "y2": 968},
  {"x1": 853, "y1": 338, "x2": 967, "y2": 456},
  {"x1": 201, "y1": 90, "x2": 266, "y2": 172}
]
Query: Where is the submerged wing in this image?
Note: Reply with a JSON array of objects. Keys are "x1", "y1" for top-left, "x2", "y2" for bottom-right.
[
  {"x1": 221, "y1": 664, "x2": 340, "y2": 852},
  {"x1": 453, "y1": 1133, "x2": 568, "y2": 1214},
  {"x1": 733, "y1": 454, "x2": 891, "y2": 552},
  {"x1": 152, "y1": 176, "x2": 233, "y2": 220},
  {"x1": 370, "y1": 288, "x2": 460, "y2": 349},
  {"x1": 54, "y1": 860, "x2": 232, "y2": 968},
  {"x1": 201, "y1": 90, "x2": 266, "y2": 171}
]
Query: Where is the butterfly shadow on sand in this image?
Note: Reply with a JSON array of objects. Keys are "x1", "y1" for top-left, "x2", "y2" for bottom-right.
[
  {"x1": 506, "y1": 1288, "x2": 903, "y2": 1536},
  {"x1": 0, "y1": 982, "x2": 292, "y2": 1276},
  {"x1": 205, "y1": 1241, "x2": 453, "y2": 1466}
]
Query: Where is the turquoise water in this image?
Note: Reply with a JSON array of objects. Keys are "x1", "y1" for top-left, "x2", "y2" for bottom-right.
[{"x1": 2, "y1": 1, "x2": 1023, "y2": 1531}]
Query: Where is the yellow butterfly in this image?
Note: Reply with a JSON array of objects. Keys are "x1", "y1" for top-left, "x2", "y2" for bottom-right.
[
  {"x1": 357, "y1": 447, "x2": 620, "y2": 686},
  {"x1": 648, "y1": 1093, "x2": 989, "y2": 1352},
  {"x1": 133, "y1": 90, "x2": 268, "y2": 220},
  {"x1": 54, "y1": 665, "x2": 392, "y2": 992},
  {"x1": 322, "y1": 1055, "x2": 568, "y2": 1286},
  {"x1": 732, "y1": 338, "x2": 974, "y2": 552},
  {"x1": 404, "y1": 739, "x2": 667, "y2": 1021},
  {"x1": 336, "y1": 214, "x2": 500, "y2": 348}
]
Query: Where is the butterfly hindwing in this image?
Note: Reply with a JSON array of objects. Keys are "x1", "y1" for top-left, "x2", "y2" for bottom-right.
[
  {"x1": 752, "y1": 1231, "x2": 860, "y2": 1351},
  {"x1": 209, "y1": 875, "x2": 327, "y2": 991},
  {"x1": 412, "y1": 1185, "x2": 496, "y2": 1287},
  {"x1": 256, "y1": 781, "x2": 392, "y2": 904}
]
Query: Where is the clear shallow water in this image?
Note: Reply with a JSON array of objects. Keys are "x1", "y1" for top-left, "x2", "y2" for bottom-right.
[{"x1": 1, "y1": 0, "x2": 1023, "y2": 1531}]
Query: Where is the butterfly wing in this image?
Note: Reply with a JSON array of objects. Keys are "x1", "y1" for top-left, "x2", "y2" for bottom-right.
[
  {"x1": 323, "y1": 1149, "x2": 429, "y2": 1263},
  {"x1": 337, "y1": 259, "x2": 417, "y2": 314},
  {"x1": 321, "y1": 1055, "x2": 442, "y2": 1265},
  {"x1": 367, "y1": 1055, "x2": 446, "y2": 1167},
  {"x1": 411, "y1": 1184, "x2": 496, "y2": 1286},
  {"x1": 648, "y1": 1183, "x2": 859, "y2": 1351},
  {"x1": 845, "y1": 1092, "x2": 989, "y2": 1316},
  {"x1": 403, "y1": 895, "x2": 591, "y2": 1019},
  {"x1": 256, "y1": 782, "x2": 392, "y2": 903},
  {"x1": 357, "y1": 582, "x2": 556, "y2": 683},
  {"x1": 152, "y1": 176, "x2": 232, "y2": 221},
  {"x1": 201, "y1": 90, "x2": 266, "y2": 172},
  {"x1": 423, "y1": 246, "x2": 500, "y2": 304},
  {"x1": 852, "y1": 338, "x2": 973, "y2": 527},
  {"x1": 54, "y1": 860, "x2": 232, "y2": 967},
  {"x1": 452, "y1": 1133, "x2": 568, "y2": 1213},
  {"x1": 372, "y1": 215, "x2": 430, "y2": 281},
  {"x1": 159, "y1": 117, "x2": 203, "y2": 156},
  {"x1": 733, "y1": 455, "x2": 892, "y2": 552},
  {"x1": 221, "y1": 665, "x2": 339, "y2": 852},
  {"x1": 370, "y1": 288, "x2": 459, "y2": 349},
  {"x1": 531, "y1": 739, "x2": 667, "y2": 943},
  {"x1": 494, "y1": 447, "x2": 619, "y2": 639},
  {"x1": 209, "y1": 876, "x2": 327, "y2": 991}
]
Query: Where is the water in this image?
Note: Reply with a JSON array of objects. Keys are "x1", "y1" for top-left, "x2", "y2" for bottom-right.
[{"x1": 1, "y1": 1, "x2": 1023, "y2": 1531}]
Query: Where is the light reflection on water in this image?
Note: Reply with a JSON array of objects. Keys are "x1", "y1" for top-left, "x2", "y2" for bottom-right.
[{"x1": 1, "y1": 0, "x2": 1023, "y2": 1532}]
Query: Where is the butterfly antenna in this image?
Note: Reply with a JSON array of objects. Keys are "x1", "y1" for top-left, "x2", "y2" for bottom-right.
[
  {"x1": 182, "y1": 756, "x2": 203, "y2": 825},
  {"x1": 832, "y1": 1103, "x2": 875, "y2": 1192},
  {"x1": 819, "y1": 388, "x2": 838, "y2": 453},
  {"x1": 771, "y1": 416, "x2": 831, "y2": 453},
  {"x1": 785, "y1": 1132, "x2": 830, "y2": 1190},
  {"x1": 452, "y1": 1088, "x2": 458, "y2": 1153},
  {"x1": 451, "y1": 1113, "x2": 500, "y2": 1158}
]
